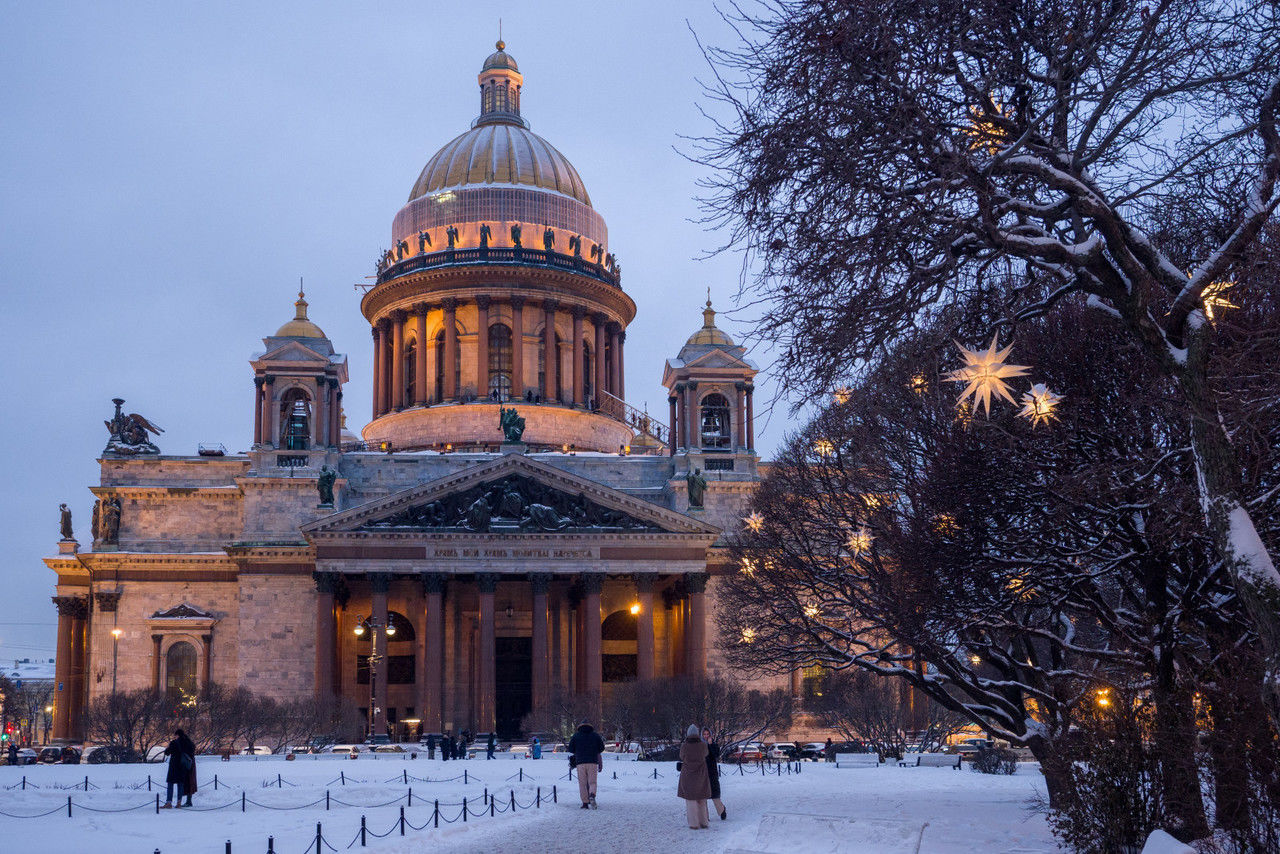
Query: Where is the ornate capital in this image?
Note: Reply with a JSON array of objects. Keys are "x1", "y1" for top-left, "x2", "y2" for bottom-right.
[
  {"x1": 52, "y1": 595, "x2": 88, "y2": 619},
  {"x1": 328, "y1": 377, "x2": 340, "y2": 389},
  {"x1": 414, "y1": 302, "x2": 430, "y2": 317},
  {"x1": 618, "y1": 330, "x2": 626, "y2": 343},
  {"x1": 606, "y1": 321, "x2": 621, "y2": 335},
  {"x1": 571, "y1": 305, "x2": 588, "y2": 320},
  {"x1": 390, "y1": 309, "x2": 407, "y2": 323},
  {"x1": 371, "y1": 325, "x2": 381, "y2": 340},
  {"x1": 254, "y1": 376, "x2": 266, "y2": 389},
  {"x1": 475, "y1": 295, "x2": 491, "y2": 310},
  {"x1": 420, "y1": 572, "x2": 448, "y2": 595},
  {"x1": 592, "y1": 312, "x2": 608, "y2": 326},
  {"x1": 368, "y1": 572, "x2": 391, "y2": 594},
  {"x1": 632, "y1": 574, "x2": 656, "y2": 593},
  {"x1": 669, "y1": 395, "x2": 679, "y2": 404},
  {"x1": 509, "y1": 295, "x2": 526, "y2": 310},
  {"x1": 313, "y1": 571, "x2": 340, "y2": 595},
  {"x1": 542, "y1": 299, "x2": 560, "y2": 314},
  {"x1": 529, "y1": 573, "x2": 552, "y2": 594},
  {"x1": 580, "y1": 573, "x2": 605, "y2": 595},
  {"x1": 476, "y1": 572, "x2": 499, "y2": 594},
  {"x1": 262, "y1": 374, "x2": 276, "y2": 385},
  {"x1": 377, "y1": 317, "x2": 391, "y2": 331},
  {"x1": 94, "y1": 589, "x2": 122, "y2": 613},
  {"x1": 441, "y1": 297, "x2": 458, "y2": 313},
  {"x1": 744, "y1": 384, "x2": 754, "y2": 394},
  {"x1": 661, "y1": 587, "x2": 680, "y2": 609},
  {"x1": 735, "y1": 381, "x2": 746, "y2": 391},
  {"x1": 684, "y1": 573, "x2": 709, "y2": 594}
]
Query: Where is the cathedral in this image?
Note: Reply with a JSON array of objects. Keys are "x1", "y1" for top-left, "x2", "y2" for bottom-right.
[{"x1": 45, "y1": 43, "x2": 766, "y2": 742}]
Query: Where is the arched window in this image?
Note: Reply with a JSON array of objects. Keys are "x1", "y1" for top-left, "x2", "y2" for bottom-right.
[
  {"x1": 165, "y1": 641, "x2": 198, "y2": 705},
  {"x1": 583, "y1": 342, "x2": 593, "y2": 405},
  {"x1": 280, "y1": 388, "x2": 312, "y2": 450},
  {"x1": 700, "y1": 393, "x2": 732, "y2": 449},
  {"x1": 488, "y1": 323, "x2": 513, "y2": 401},
  {"x1": 601, "y1": 610, "x2": 638, "y2": 683},
  {"x1": 403, "y1": 338, "x2": 417, "y2": 406}
]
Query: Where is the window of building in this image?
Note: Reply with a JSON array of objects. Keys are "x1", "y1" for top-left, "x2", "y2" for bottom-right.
[
  {"x1": 488, "y1": 323, "x2": 513, "y2": 401},
  {"x1": 583, "y1": 342, "x2": 593, "y2": 405},
  {"x1": 699, "y1": 393, "x2": 732, "y2": 449},
  {"x1": 280, "y1": 388, "x2": 312, "y2": 450},
  {"x1": 802, "y1": 664, "x2": 828, "y2": 700},
  {"x1": 404, "y1": 338, "x2": 417, "y2": 406},
  {"x1": 165, "y1": 641, "x2": 198, "y2": 705},
  {"x1": 434, "y1": 331, "x2": 445, "y2": 402}
]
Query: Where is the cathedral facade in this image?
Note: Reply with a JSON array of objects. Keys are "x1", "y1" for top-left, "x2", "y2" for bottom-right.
[{"x1": 45, "y1": 44, "x2": 766, "y2": 742}]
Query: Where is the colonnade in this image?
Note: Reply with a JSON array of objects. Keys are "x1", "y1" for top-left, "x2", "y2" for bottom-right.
[
  {"x1": 252, "y1": 374, "x2": 343, "y2": 449},
  {"x1": 50, "y1": 596, "x2": 89, "y2": 742},
  {"x1": 668, "y1": 380, "x2": 754, "y2": 454},
  {"x1": 370, "y1": 297, "x2": 626, "y2": 419}
]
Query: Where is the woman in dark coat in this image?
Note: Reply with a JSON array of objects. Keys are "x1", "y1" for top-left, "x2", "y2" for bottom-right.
[
  {"x1": 702, "y1": 728, "x2": 725, "y2": 820},
  {"x1": 677, "y1": 724, "x2": 711, "y2": 829},
  {"x1": 162, "y1": 729, "x2": 194, "y2": 808}
]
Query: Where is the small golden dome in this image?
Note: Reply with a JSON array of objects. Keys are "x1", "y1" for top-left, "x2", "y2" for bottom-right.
[
  {"x1": 684, "y1": 294, "x2": 735, "y2": 347},
  {"x1": 275, "y1": 289, "x2": 327, "y2": 339},
  {"x1": 483, "y1": 41, "x2": 518, "y2": 71}
]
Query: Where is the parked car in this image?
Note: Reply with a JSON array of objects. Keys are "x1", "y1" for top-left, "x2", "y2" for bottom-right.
[
  {"x1": 239, "y1": 745, "x2": 273, "y2": 756},
  {"x1": 84, "y1": 745, "x2": 141, "y2": 764},
  {"x1": 605, "y1": 741, "x2": 642, "y2": 754},
  {"x1": 328, "y1": 744, "x2": 361, "y2": 755},
  {"x1": 731, "y1": 742, "x2": 766, "y2": 762},
  {"x1": 372, "y1": 744, "x2": 406, "y2": 753},
  {"x1": 767, "y1": 742, "x2": 798, "y2": 760},
  {"x1": 39, "y1": 746, "x2": 79, "y2": 764},
  {"x1": 797, "y1": 742, "x2": 828, "y2": 761},
  {"x1": 11, "y1": 747, "x2": 39, "y2": 765},
  {"x1": 146, "y1": 745, "x2": 168, "y2": 763},
  {"x1": 638, "y1": 743, "x2": 680, "y2": 762}
]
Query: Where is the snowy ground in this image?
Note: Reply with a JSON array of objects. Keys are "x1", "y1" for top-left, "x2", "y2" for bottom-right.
[{"x1": 0, "y1": 753, "x2": 1061, "y2": 853}]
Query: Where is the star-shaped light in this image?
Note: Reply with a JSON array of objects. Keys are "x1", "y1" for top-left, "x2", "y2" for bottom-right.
[
  {"x1": 1018, "y1": 383, "x2": 1063, "y2": 427},
  {"x1": 846, "y1": 526, "x2": 873, "y2": 557},
  {"x1": 833, "y1": 386, "x2": 852, "y2": 405},
  {"x1": 909, "y1": 373, "x2": 928, "y2": 394},
  {"x1": 963, "y1": 99, "x2": 1012, "y2": 154},
  {"x1": 946, "y1": 335, "x2": 1031, "y2": 416},
  {"x1": 812, "y1": 438, "x2": 835, "y2": 458},
  {"x1": 740, "y1": 627, "x2": 757, "y2": 644},
  {"x1": 740, "y1": 558, "x2": 756, "y2": 578},
  {"x1": 744, "y1": 511, "x2": 764, "y2": 533},
  {"x1": 803, "y1": 603, "x2": 821, "y2": 620},
  {"x1": 1201, "y1": 280, "x2": 1238, "y2": 322}
]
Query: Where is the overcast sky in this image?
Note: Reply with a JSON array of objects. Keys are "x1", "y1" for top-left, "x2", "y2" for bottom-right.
[{"x1": 0, "y1": 2, "x2": 792, "y2": 668}]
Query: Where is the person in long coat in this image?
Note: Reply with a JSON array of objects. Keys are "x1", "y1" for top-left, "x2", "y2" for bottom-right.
[
  {"x1": 161, "y1": 728, "x2": 193, "y2": 808},
  {"x1": 677, "y1": 724, "x2": 712, "y2": 829},
  {"x1": 702, "y1": 728, "x2": 725, "y2": 820}
]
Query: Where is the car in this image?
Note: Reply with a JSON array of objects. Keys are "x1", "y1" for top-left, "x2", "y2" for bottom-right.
[
  {"x1": 372, "y1": 744, "x2": 406, "y2": 753},
  {"x1": 796, "y1": 742, "x2": 828, "y2": 761},
  {"x1": 639, "y1": 743, "x2": 680, "y2": 762},
  {"x1": 84, "y1": 745, "x2": 141, "y2": 764},
  {"x1": 10, "y1": 747, "x2": 39, "y2": 765},
  {"x1": 39, "y1": 746, "x2": 66, "y2": 764},
  {"x1": 328, "y1": 744, "x2": 361, "y2": 755},
  {"x1": 732, "y1": 743, "x2": 766, "y2": 762},
  {"x1": 240, "y1": 745, "x2": 273, "y2": 756},
  {"x1": 507, "y1": 743, "x2": 531, "y2": 758},
  {"x1": 767, "y1": 742, "x2": 798, "y2": 760},
  {"x1": 146, "y1": 745, "x2": 168, "y2": 763},
  {"x1": 605, "y1": 741, "x2": 642, "y2": 754}
]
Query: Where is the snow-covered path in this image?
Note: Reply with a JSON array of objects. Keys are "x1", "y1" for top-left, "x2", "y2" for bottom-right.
[{"x1": 0, "y1": 755, "x2": 1061, "y2": 853}]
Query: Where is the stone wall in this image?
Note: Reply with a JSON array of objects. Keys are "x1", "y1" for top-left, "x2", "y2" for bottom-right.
[{"x1": 236, "y1": 573, "x2": 316, "y2": 701}]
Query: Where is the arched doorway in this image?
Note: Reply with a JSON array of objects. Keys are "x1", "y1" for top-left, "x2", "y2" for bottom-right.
[
  {"x1": 355, "y1": 611, "x2": 416, "y2": 740},
  {"x1": 601, "y1": 609, "x2": 638, "y2": 682},
  {"x1": 165, "y1": 641, "x2": 198, "y2": 706}
]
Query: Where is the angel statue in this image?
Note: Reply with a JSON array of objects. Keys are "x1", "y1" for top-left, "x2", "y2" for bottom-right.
[
  {"x1": 510, "y1": 223, "x2": 522, "y2": 248},
  {"x1": 104, "y1": 398, "x2": 164, "y2": 455},
  {"x1": 499, "y1": 406, "x2": 525, "y2": 442}
]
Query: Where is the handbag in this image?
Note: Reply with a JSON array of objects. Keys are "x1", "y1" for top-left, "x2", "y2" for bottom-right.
[
  {"x1": 181, "y1": 752, "x2": 194, "y2": 771},
  {"x1": 569, "y1": 755, "x2": 578, "y2": 769},
  {"x1": 675, "y1": 760, "x2": 682, "y2": 771}
]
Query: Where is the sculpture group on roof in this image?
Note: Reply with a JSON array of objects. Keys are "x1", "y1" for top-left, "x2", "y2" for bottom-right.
[
  {"x1": 374, "y1": 224, "x2": 620, "y2": 282},
  {"x1": 103, "y1": 398, "x2": 163, "y2": 455}
]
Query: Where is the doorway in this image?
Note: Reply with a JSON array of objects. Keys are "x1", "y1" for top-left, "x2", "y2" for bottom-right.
[{"x1": 495, "y1": 636, "x2": 532, "y2": 739}]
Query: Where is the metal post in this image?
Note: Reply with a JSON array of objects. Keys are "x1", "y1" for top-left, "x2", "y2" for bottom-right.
[
  {"x1": 326, "y1": 790, "x2": 330, "y2": 810},
  {"x1": 433, "y1": 799, "x2": 439, "y2": 829},
  {"x1": 490, "y1": 797, "x2": 494, "y2": 817},
  {"x1": 155, "y1": 793, "x2": 160, "y2": 813},
  {"x1": 314, "y1": 825, "x2": 321, "y2": 853},
  {"x1": 403, "y1": 770, "x2": 407, "y2": 784},
  {"x1": 509, "y1": 790, "x2": 515, "y2": 811},
  {"x1": 408, "y1": 787, "x2": 412, "y2": 807},
  {"x1": 226, "y1": 841, "x2": 232, "y2": 854},
  {"x1": 463, "y1": 769, "x2": 468, "y2": 785},
  {"x1": 277, "y1": 773, "x2": 282, "y2": 788},
  {"x1": 67, "y1": 795, "x2": 72, "y2": 817},
  {"x1": 462, "y1": 797, "x2": 467, "y2": 822},
  {"x1": 267, "y1": 837, "x2": 274, "y2": 853},
  {"x1": 399, "y1": 806, "x2": 405, "y2": 835},
  {"x1": 360, "y1": 815, "x2": 367, "y2": 846},
  {"x1": 340, "y1": 770, "x2": 345, "y2": 786},
  {"x1": 241, "y1": 791, "x2": 246, "y2": 812}
]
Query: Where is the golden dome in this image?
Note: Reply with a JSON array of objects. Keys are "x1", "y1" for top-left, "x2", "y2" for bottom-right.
[
  {"x1": 482, "y1": 40, "x2": 518, "y2": 71},
  {"x1": 684, "y1": 296, "x2": 735, "y2": 348},
  {"x1": 408, "y1": 123, "x2": 591, "y2": 206},
  {"x1": 275, "y1": 290, "x2": 326, "y2": 339}
]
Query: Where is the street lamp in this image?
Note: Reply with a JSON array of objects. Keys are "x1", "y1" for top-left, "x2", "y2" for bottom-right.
[
  {"x1": 354, "y1": 616, "x2": 395, "y2": 740},
  {"x1": 110, "y1": 627, "x2": 123, "y2": 693}
]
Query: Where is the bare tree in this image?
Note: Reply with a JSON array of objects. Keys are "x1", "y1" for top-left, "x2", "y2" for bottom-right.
[
  {"x1": 696, "y1": 0, "x2": 1280, "y2": 713},
  {"x1": 808, "y1": 669, "x2": 968, "y2": 758},
  {"x1": 83, "y1": 689, "x2": 168, "y2": 759}
]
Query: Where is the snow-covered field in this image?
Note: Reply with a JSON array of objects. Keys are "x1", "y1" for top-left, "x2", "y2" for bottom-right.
[{"x1": 0, "y1": 753, "x2": 1061, "y2": 853}]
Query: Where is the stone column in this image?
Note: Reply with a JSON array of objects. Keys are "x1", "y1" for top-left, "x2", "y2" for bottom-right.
[
  {"x1": 442, "y1": 299, "x2": 458, "y2": 400},
  {"x1": 421, "y1": 573, "x2": 446, "y2": 733},
  {"x1": 68, "y1": 599, "x2": 87, "y2": 740},
  {"x1": 669, "y1": 392, "x2": 679, "y2": 454},
  {"x1": 314, "y1": 573, "x2": 337, "y2": 700},
  {"x1": 592, "y1": 313, "x2": 607, "y2": 404},
  {"x1": 634, "y1": 575, "x2": 656, "y2": 681},
  {"x1": 391, "y1": 311, "x2": 405, "y2": 411},
  {"x1": 370, "y1": 573, "x2": 390, "y2": 737},
  {"x1": 550, "y1": 587, "x2": 564, "y2": 691},
  {"x1": 790, "y1": 668, "x2": 801, "y2": 699},
  {"x1": 542, "y1": 300, "x2": 559, "y2": 402},
  {"x1": 530, "y1": 573, "x2": 551, "y2": 713},
  {"x1": 151, "y1": 634, "x2": 162, "y2": 692},
  {"x1": 201, "y1": 632, "x2": 213, "y2": 692},
  {"x1": 415, "y1": 306, "x2": 428, "y2": 406},
  {"x1": 510, "y1": 297, "x2": 526, "y2": 400},
  {"x1": 581, "y1": 573, "x2": 604, "y2": 720},
  {"x1": 329, "y1": 380, "x2": 341, "y2": 448},
  {"x1": 371, "y1": 326, "x2": 382, "y2": 419},
  {"x1": 476, "y1": 296, "x2": 490, "y2": 399},
  {"x1": 607, "y1": 322, "x2": 622, "y2": 398},
  {"x1": 745, "y1": 384, "x2": 755, "y2": 451},
  {"x1": 261, "y1": 375, "x2": 275, "y2": 447},
  {"x1": 685, "y1": 574, "x2": 709, "y2": 677},
  {"x1": 571, "y1": 306, "x2": 585, "y2": 406},
  {"x1": 618, "y1": 330, "x2": 626, "y2": 401},
  {"x1": 51, "y1": 597, "x2": 76, "y2": 741},
  {"x1": 735, "y1": 382, "x2": 746, "y2": 451},
  {"x1": 253, "y1": 377, "x2": 265, "y2": 445},
  {"x1": 476, "y1": 573, "x2": 497, "y2": 731}
]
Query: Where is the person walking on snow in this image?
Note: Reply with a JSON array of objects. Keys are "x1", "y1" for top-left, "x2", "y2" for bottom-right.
[
  {"x1": 703, "y1": 727, "x2": 726, "y2": 820},
  {"x1": 568, "y1": 719, "x2": 605, "y2": 808},
  {"x1": 531, "y1": 736, "x2": 542, "y2": 760},
  {"x1": 426, "y1": 733, "x2": 436, "y2": 760},
  {"x1": 161, "y1": 728, "x2": 195, "y2": 808},
  {"x1": 677, "y1": 724, "x2": 712, "y2": 829},
  {"x1": 487, "y1": 732, "x2": 496, "y2": 759}
]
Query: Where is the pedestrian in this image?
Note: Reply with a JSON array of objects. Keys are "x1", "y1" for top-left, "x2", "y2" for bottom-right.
[
  {"x1": 161, "y1": 728, "x2": 193, "y2": 808},
  {"x1": 456, "y1": 734, "x2": 465, "y2": 760},
  {"x1": 825, "y1": 737, "x2": 834, "y2": 762},
  {"x1": 426, "y1": 733, "x2": 436, "y2": 760},
  {"x1": 702, "y1": 728, "x2": 726, "y2": 820},
  {"x1": 531, "y1": 736, "x2": 542, "y2": 760},
  {"x1": 442, "y1": 732, "x2": 452, "y2": 761},
  {"x1": 486, "y1": 732, "x2": 496, "y2": 760},
  {"x1": 6, "y1": 742, "x2": 16, "y2": 766},
  {"x1": 677, "y1": 724, "x2": 711, "y2": 829},
  {"x1": 181, "y1": 730, "x2": 197, "y2": 807},
  {"x1": 567, "y1": 719, "x2": 605, "y2": 809}
]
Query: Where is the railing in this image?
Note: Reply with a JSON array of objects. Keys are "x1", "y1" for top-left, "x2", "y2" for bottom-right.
[
  {"x1": 597, "y1": 391, "x2": 669, "y2": 447},
  {"x1": 376, "y1": 247, "x2": 621, "y2": 288}
]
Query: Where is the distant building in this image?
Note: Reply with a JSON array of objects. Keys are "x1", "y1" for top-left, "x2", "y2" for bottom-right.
[{"x1": 46, "y1": 44, "x2": 776, "y2": 743}]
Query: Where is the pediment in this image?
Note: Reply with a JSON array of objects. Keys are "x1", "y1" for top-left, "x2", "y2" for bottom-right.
[
  {"x1": 257, "y1": 340, "x2": 331, "y2": 364},
  {"x1": 683, "y1": 349, "x2": 753, "y2": 371},
  {"x1": 303, "y1": 454, "x2": 719, "y2": 537},
  {"x1": 151, "y1": 603, "x2": 215, "y2": 620}
]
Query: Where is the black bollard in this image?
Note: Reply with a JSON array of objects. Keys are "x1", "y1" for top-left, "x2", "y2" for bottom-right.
[
  {"x1": 147, "y1": 774, "x2": 152, "y2": 792},
  {"x1": 241, "y1": 791, "x2": 246, "y2": 812},
  {"x1": 360, "y1": 815, "x2": 367, "y2": 846},
  {"x1": 67, "y1": 796, "x2": 72, "y2": 818},
  {"x1": 510, "y1": 790, "x2": 515, "y2": 811},
  {"x1": 399, "y1": 806, "x2": 405, "y2": 836},
  {"x1": 21, "y1": 775, "x2": 26, "y2": 790},
  {"x1": 276, "y1": 773, "x2": 282, "y2": 788},
  {"x1": 408, "y1": 786, "x2": 412, "y2": 807},
  {"x1": 612, "y1": 771, "x2": 616, "y2": 780},
  {"x1": 518, "y1": 767, "x2": 523, "y2": 782},
  {"x1": 326, "y1": 790, "x2": 330, "y2": 811},
  {"x1": 267, "y1": 836, "x2": 274, "y2": 853},
  {"x1": 552, "y1": 784, "x2": 557, "y2": 803},
  {"x1": 84, "y1": 775, "x2": 89, "y2": 791},
  {"x1": 315, "y1": 823, "x2": 322, "y2": 852},
  {"x1": 213, "y1": 774, "x2": 219, "y2": 790},
  {"x1": 226, "y1": 841, "x2": 231, "y2": 854},
  {"x1": 340, "y1": 770, "x2": 345, "y2": 786},
  {"x1": 490, "y1": 797, "x2": 494, "y2": 818},
  {"x1": 155, "y1": 793, "x2": 160, "y2": 814},
  {"x1": 433, "y1": 799, "x2": 439, "y2": 829},
  {"x1": 462, "y1": 797, "x2": 467, "y2": 823},
  {"x1": 464, "y1": 769, "x2": 468, "y2": 785},
  {"x1": 403, "y1": 769, "x2": 407, "y2": 785}
]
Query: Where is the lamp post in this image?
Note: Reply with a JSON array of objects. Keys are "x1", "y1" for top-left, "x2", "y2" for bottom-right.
[
  {"x1": 110, "y1": 627, "x2": 123, "y2": 693},
  {"x1": 354, "y1": 615, "x2": 396, "y2": 740}
]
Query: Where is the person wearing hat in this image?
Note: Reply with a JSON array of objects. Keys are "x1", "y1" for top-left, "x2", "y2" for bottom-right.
[
  {"x1": 677, "y1": 724, "x2": 712, "y2": 829},
  {"x1": 567, "y1": 719, "x2": 605, "y2": 808}
]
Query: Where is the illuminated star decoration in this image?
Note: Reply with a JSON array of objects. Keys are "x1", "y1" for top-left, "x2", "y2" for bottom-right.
[
  {"x1": 833, "y1": 386, "x2": 852, "y2": 405},
  {"x1": 1018, "y1": 383, "x2": 1063, "y2": 427},
  {"x1": 740, "y1": 558, "x2": 756, "y2": 578},
  {"x1": 846, "y1": 526, "x2": 873, "y2": 557},
  {"x1": 812, "y1": 438, "x2": 835, "y2": 458},
  {"x1": 803, "y1": 604, "x2": 820, "y2": 620},
  {"x1": 1201, "y1": 280, "x2": 1238, "y2": 322},
  {"x1": 963, "y1": 99, "x2": 1012, "y2": 155},
  {"x1": 744, "y1": 511, "x2": 764, "y2": 533},
  {"x1": 740, "y1": 627, "x2": 757, "y2": 644},
  {"x1": 945, "y1": 335, "x2": 1031, "y2": 416}
]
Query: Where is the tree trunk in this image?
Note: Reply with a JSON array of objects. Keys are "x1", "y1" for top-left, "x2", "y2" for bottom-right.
[
  {"x1": 1153, "y1": 662, "x2": 1210, "y2": 840},
  {"x1": 1027, "y1": 734, "x2": 1071, "y2": 810}
]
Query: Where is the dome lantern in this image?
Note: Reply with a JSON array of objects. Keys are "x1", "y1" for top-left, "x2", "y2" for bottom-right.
[
  {"x1": 275, "y1": 287, "x2": 327, "y2": 340},
  {"x1": 476, "y1": 40, "x2": 526, "y2": 128}
]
